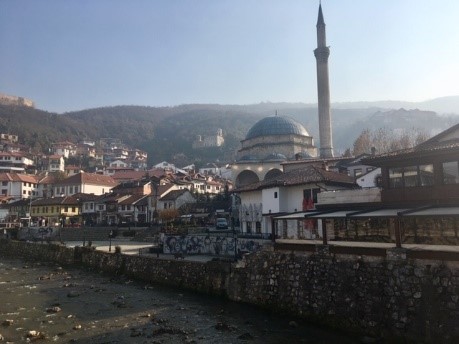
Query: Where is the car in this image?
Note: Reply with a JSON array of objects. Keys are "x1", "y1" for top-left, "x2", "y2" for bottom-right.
[{"x1": 216, "y1": 218, "x2": 228, "y2": 229}]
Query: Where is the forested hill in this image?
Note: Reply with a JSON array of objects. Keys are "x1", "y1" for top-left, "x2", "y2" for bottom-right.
[{"x1": 0, "y1": 103, "x2": 457, "y2": 166}]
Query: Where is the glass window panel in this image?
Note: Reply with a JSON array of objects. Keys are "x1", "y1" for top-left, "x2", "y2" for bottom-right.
[
  {"x1": 389, "y1": 168, "x2": 404, "y2": 188},
  {"x1": 419, "y1": 164, "x2": 434, "y2": 186},
  {"x1": 443, "y1": 161, "x2": 459, "y2": 184},
  {"x1": 403, "y1": 166, "x2": 418, "y2": 187}
]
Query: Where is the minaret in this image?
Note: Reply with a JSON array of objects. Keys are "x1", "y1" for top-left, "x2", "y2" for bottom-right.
[{"x1": 314, "y1": 3, "x2": 334, "y2": 158}]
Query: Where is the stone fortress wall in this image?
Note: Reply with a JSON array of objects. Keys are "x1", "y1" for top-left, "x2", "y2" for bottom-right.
[
  {"x1": 1, "y1": 239, "x2": 458, "y2": 342},
  {"x1": 0, "y1": 93, "x2": 35, "y2": 108}
]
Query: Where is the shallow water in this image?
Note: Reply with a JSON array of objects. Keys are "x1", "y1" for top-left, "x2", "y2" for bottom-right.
[{"x1": 0, "y1": 259, "x2": 357, "y2": 343}]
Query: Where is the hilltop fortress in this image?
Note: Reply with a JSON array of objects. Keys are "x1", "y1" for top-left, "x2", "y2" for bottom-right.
[{"x1": 0, "y1": 93, "x2": 35, "y2": 108}]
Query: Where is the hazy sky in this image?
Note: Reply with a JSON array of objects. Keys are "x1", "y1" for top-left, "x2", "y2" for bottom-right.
[{"x1": 1, "y1": 0, "x2": 458, "y2": 113}]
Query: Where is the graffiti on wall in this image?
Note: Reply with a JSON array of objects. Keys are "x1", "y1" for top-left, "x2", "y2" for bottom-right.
[
  {"x1": 163, "y1": 234, "x2": 265, "y2": 256},
  {"x1": 18, "y1": 227, "x2": 59, "y2": 241}
]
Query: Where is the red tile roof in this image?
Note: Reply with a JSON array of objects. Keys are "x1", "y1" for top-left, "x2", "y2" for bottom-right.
[
  {"x1": 54, "y1": 172, "x2": 118, "y2": 187},
  {"x1": 0, "y1": 172, "x2": 38, "y2": 183}
]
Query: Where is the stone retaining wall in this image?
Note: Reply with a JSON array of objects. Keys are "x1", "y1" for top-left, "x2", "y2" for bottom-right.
[{"x1": 1, "y1": 239, "x2": 458, "y2": 342}]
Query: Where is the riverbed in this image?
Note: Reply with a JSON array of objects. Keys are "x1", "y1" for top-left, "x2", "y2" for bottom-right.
[{"x1": 0, "y1": 258, "x2": 357, "y2": 343}]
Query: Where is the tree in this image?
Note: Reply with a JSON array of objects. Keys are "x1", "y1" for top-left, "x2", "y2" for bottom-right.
[
  {"x1": 158, "y1": 209, "x2": 180, "y2": 229},
  {"x1": 352, "y1": 127, "x2": 432, "y2": 156},
  {"x1": 352, "y1": 129, "x2": 371, "y2": 155}
]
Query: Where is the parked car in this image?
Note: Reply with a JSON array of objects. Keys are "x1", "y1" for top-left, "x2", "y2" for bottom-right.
[{"x1": 216, "y1": 218, "x2": 228, "y2": 229}]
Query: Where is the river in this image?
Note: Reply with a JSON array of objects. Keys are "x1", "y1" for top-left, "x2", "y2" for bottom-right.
[{"x1": 0, "y1": 258, "x2": 358, "y2": 343}]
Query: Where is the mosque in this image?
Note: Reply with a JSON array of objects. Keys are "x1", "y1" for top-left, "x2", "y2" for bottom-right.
[{"x1": 232, "y1": 4, "x2": 333, "y2": 187}]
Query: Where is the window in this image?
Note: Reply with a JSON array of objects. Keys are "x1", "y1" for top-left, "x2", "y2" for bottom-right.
[
  {"x1": 75, "y1": 186, "x2": 79, "y2": 193},
  {"x1": 69, "y1": 187, "x2": 73, "y2": 194},
  {"x1": 389, "y1": 168, "x2": 404, "y2": 188},
  {"x1": 303, "y1": 188, "x2": 320, "y2": 203},
  {"x1": 51, "y1": 207, "x2": 54, "y2": 213},
  {"x1": 90, "y1": 203, "x2": 94, "y2": 210},
  {"x1": 255, "y1": 221, "x2": 261, "y2": 234},
  {"x1": 403, "y1": 165, "x2": 418, "y2": 187},
  {"x1": 85, "y1": 203, "x2": 89, "y2": 210},
  {"x1": 274, "y1": 192, "x2": 278, "y2": 199},
  {"x1": 1, "y1": 182, "x2": 7, "y2": 186},
  {"x1": 419, "y1": 164, "x2": 434, "y2": 186},
  {"x1": 354, "y1": 168, "x2": 362, "y2": 177},
  {"x1": 246, "y1": 221, "x2": 252, "y2": 234},
  {"x1": 443, "y1": 161, "x2": 459, "y2": 184}
]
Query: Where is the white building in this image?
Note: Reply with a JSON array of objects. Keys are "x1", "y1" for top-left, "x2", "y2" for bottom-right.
[
  {"x1": 0, "y1": 172, "x2": 38, "y2": 199},
  {"x1": 53, "y1": 172, "x2": 118, "y2": 196},
  {"x1": 235, "y1": 165, "x2": 356, "y2": 238}
]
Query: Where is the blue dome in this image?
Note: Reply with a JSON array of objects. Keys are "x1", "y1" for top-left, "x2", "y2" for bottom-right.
[
  {"x1": 263, "y1": 153, "x2": 287, "y2": 161},
  {"x1": 238, "y1": 155, "x2": 259, "y2": 162},
  {"x1": 246, "y1": 116, "x2": 309, "y2": 140}
]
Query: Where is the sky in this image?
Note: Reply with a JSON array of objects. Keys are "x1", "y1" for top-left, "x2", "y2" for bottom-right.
[{"x1": 1, "y1": 0, "x2": 459, "y2": 113}]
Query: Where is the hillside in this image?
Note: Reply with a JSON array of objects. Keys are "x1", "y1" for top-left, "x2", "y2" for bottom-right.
[{"x1": 0, "y1": 102, "x2": 458, "y2": 166}]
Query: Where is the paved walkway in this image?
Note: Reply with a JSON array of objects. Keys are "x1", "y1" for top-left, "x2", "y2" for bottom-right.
[
  {"x1": 276, "y1": 239, "x2": 459, "y2": 252},
  {"x1": 65, "y1": 240, "x2": 216, "y2": 262}
]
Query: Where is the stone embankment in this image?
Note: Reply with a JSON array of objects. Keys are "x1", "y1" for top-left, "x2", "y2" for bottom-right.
[{"x1": 1, "y1": 239, "x2": 458, "y2": 342}]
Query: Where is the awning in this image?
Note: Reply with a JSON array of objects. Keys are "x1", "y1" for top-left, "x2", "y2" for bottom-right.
[
  {"x1": 349, "y1": 209, "x2": 410, "y2": 218},
  {"x1": 402, "y1": 206, "x2": 459, "y2": 217},
  {"x1": 308, "y1": 210, "x2": 361, "y2": 219},
  {"x1": 274, "y1": 211, "x2": 323, "y2": 220}
]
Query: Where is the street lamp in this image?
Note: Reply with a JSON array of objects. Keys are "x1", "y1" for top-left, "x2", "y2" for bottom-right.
[{"x1": 109, "y1": 229, "x2": 113, "y2": 252}]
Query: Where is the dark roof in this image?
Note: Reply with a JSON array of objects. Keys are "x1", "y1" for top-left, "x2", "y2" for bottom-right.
[
  {"x1": 417, "y1": 122, "x2": 459, "y2": 148},
  {"x1": 118, "y1": 194, "x2": 148, "y2": 205},
  {"x1": 235, "y1": 165, "x2": 356, "y2": 192},
  {"x1": 245, "y1": 115, "x2": 310, "y2": 140}
]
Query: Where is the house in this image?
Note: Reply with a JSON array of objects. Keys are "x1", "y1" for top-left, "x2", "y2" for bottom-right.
[
  {"x1": 30, "y1": 195, "x2": 81, "y2": 227},
  {"x1": 0, "y1": 172, "x2": 38, "y2": 199},
  {"x1": 109, "y1": 160, "x2": 129, "y2": 168},
  {"x1": 3, "y1": 198, "x2": 31, "y2": 225},
  {"x1": 51, "y1": 141, "x2": 77, "y2": 159},
  {"x1": 356, "y1": 167, "x2": 382, "y2": 188},
  {"x1": 117, "y1": 194, "x2": 149, "y2": 224},
  {"x1": 47, "y1": 155, "x2": 65, "y2": 172},
  {"x1": 53, "y1": 172, "x2": 118, "y2": 197},
  {"x1": 93, "y1": 193, "x2": 131, "y2": 225},
  {"x1": 80, "y1": 193, "x2": 100, "y2": 226},
  {"x1": 157, "y1": 189, "x2": 196, "y2": 211},
  {"x1": 361, "y1": 123, "x2": 459, "y2": 206},
  {"x1": 0, "y1": 152, "x2": 35, "y2": 172},
  {"x1": 65, "y1": 165, "x2": 83, "y2": 176},
  {"x1": 273, "y1": 123, "x2": 459, "y2": 247},
  {"x1": 111, "y1": 179, "x2": 152, "y2": 195},
  {"x1": 234, "y1": 165, "x2": 357, "y2": 238}
]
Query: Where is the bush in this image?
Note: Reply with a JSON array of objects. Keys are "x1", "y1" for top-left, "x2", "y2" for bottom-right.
[{"x1": 114, "y1": 246, "x2": 122, "y2": 254}]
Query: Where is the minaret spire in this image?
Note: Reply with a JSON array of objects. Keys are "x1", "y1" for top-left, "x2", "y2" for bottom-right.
[{"x1": 314, "y1": 3, "x2": 334, "y2": 158}]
